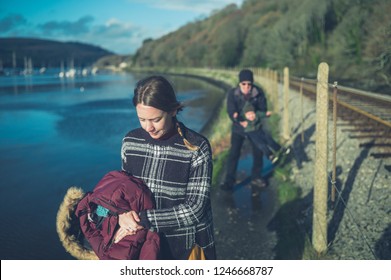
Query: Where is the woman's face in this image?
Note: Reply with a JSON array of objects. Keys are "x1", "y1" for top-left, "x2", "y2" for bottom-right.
[{"x1": 136, "y1": 103, "x2": 176, "y2": 139}]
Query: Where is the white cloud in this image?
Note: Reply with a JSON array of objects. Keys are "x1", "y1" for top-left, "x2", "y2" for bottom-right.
[
  {"x1": 89, "y1": 18, "x2": 144, "y2": 54},
  {"x1": 0, "y1": 14, "x2": 144, "y2": 54},
  {"x1": 38, "y1": 16, "x2": 94, "y2": 36},
  {"x1": 0, "y1": 14, "x2": 27, "y2": 33},
  {"x1": 129, "y1": 0, "x2": 243, "y2": 14},
  {"x1": 0, "y1": 0, "x2": 245, "y2": 54}
]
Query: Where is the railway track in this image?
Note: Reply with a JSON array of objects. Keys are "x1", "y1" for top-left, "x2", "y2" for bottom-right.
[{"x1": 289, "y1": 77, "x2": 391, "y2": 165}]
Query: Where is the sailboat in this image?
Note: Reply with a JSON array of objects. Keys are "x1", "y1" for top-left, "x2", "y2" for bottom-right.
[
  {"x1": 59, "y1": 61, "x2": 65, "y2": 78},
  {"x1": 22, "y1": 57, "x2": 33, "y2": 75},
  {"x1": 0, "y1": 59, "x2": 5, "y2": 75},
  {"x1": 65, "y1": 58, "x2": 76, "y2": 78}
]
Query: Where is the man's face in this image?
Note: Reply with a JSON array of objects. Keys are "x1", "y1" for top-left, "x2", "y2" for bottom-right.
[{"x1": 239, "y1": 81, "x2": 252, "y2": 95}]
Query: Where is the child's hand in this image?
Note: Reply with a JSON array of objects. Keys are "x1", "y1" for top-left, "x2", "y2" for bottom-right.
[
  {"x1": 233, "y1": 112, "x2": 238, "y2": 119},
  {"x1": 266, "y1": 111, "x2": 272, "y2": 117}
]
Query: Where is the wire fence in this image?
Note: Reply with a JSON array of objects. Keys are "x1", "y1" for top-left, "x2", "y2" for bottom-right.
[
  {"x1": 183, "y1": 65, "x2": 389, "y2": 259},
  {"x1": 248, "y1": 64, "x2": 389, "y2": 259}
]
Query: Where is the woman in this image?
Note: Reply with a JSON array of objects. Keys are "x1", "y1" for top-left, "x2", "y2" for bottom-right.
[{"x1": 116, "y1": 75, "x2": 216, "y2": 260}]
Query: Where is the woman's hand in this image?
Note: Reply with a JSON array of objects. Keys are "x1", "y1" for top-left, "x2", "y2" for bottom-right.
[
  {"x1": 114, "y1": 227, "x2": 136, "y2": 243},
  {"x1": 118, "y1": 210, "x2": 142, "y2": 229},
  {"x1": 114, "y1": 211, "x2": 144, "y2": 243}
]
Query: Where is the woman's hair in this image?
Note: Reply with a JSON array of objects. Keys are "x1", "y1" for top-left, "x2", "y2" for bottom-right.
[
  {"x1": 133, "y1": 75, "x2": 198, "y2": 151},
  {"x1": 133, "y1": 75, "x2": 183, "y2": 113}
]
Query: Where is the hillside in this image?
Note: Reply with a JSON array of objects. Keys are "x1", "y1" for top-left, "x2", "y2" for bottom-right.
[
  {"x1": 131, "y1": 0, "x2": 391, "y2": 94},
  {"x1": 0, "y1": 37, "x2": 114, "y2": 69}
]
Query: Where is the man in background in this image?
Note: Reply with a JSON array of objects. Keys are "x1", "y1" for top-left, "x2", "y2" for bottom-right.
[{"x1": 220, "y1": 69, "x2": 269, "y2": 191}]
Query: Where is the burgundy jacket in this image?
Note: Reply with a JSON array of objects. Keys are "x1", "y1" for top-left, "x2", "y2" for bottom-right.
[{"x1": 75, "y1": 171, "x2": 160, "y2": 260}]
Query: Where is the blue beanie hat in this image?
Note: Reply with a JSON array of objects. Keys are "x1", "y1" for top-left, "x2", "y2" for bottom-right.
[{"x1": 239, "y1": 69, "x2": 254, "y2": 83}]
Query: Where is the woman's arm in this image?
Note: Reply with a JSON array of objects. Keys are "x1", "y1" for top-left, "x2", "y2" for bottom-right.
[{"x1": 143, "y1": 140, "x2": 212, "y2": 232}]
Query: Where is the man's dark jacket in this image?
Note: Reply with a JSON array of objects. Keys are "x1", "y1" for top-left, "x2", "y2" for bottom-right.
[{"x1": 226, "y1": 85, "x2": 268, "y2": 136}]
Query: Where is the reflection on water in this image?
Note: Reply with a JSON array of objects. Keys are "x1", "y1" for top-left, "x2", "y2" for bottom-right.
[
  {"x1": 231, "y1": 152, "x2": 275, "y2": 219},
  {"x1": 0, "y1": 71, "x2": 224, "y2": 259}
]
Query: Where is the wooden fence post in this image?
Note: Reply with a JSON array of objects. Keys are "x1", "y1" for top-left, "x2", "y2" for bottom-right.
[
  {"x1": 267, "y1": 69, "x2": 271, "y2": 98},
  {"x1": 312, "y1": 62, "x2": 329, "y2": 254},
  {"x1": 274, "y1": 70, "x2": 279, "y2": 113},
  {"x1": 300, "y1": 77, "x2": 304, "y2": 143},
  {"x1": 331, "y1": 82, "x2": 338, "y2": 208},
  {"x1": 268, "y1": 69, "x2": 273, "y2": 104},
  {"x1": 282, "y1": 67, "x2": 290, "y2": 141}
]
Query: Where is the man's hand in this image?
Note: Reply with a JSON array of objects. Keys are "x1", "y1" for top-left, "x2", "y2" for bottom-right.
[{"x1": 240, "y1": 121, "x2": 248, "y2": 128}]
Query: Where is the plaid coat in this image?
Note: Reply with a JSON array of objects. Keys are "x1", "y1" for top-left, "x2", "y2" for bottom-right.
[{"x1": 121, "y1": 124, "x2": 215, "y2": 259}]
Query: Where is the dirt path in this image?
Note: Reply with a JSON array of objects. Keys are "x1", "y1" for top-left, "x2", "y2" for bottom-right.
[{"x1": 211, "y1": 143, "x2": 279, "y2": 260}]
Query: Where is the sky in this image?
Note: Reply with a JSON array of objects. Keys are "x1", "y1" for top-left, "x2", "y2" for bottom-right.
[{"x1": 0, "y1": 0, "x2": 244, "y2": 55}]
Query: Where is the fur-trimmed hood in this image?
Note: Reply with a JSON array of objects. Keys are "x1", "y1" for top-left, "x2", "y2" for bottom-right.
[
  {"x1": 57, "y1": 171, "x2": 160, "y2": 260},
  {"x1": 56, "y1": 187, "x2": 98, "y2": 260}
]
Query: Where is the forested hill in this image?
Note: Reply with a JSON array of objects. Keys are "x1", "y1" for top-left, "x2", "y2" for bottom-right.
[
  {"x1": 0, "y1": 38, "x2": 113, "y2": 68},
  {"x1": 132, "y1": 0, "x2": 391, "y2": 94}
]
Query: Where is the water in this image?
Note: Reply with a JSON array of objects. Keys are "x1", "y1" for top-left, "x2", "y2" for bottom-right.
[{"x1": 0, "y1": 70, "x2": 224, "y2": 259}]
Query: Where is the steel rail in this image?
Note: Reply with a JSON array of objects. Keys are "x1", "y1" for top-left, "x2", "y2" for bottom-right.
[{"x1": 290, "y1": 77, "x2": 391, "y2": 129}]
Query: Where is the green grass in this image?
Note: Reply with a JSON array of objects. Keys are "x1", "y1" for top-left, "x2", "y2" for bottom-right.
[
  {"x1": 211, "y1": 149, "x2": 229, "y2": 187},
  {"x1": 274, "y1": 169, "x2": 298, "y2": 203}
]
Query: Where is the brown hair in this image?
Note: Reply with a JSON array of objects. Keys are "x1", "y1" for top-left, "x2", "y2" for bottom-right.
[{"x1": 133, "y1": 76, "x2": 198, "y2": 151}]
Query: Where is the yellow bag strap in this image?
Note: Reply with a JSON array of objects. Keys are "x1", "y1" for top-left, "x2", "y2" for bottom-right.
[{"x1": 188, "y1": 244, "x2": 206, "y2": 260}]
